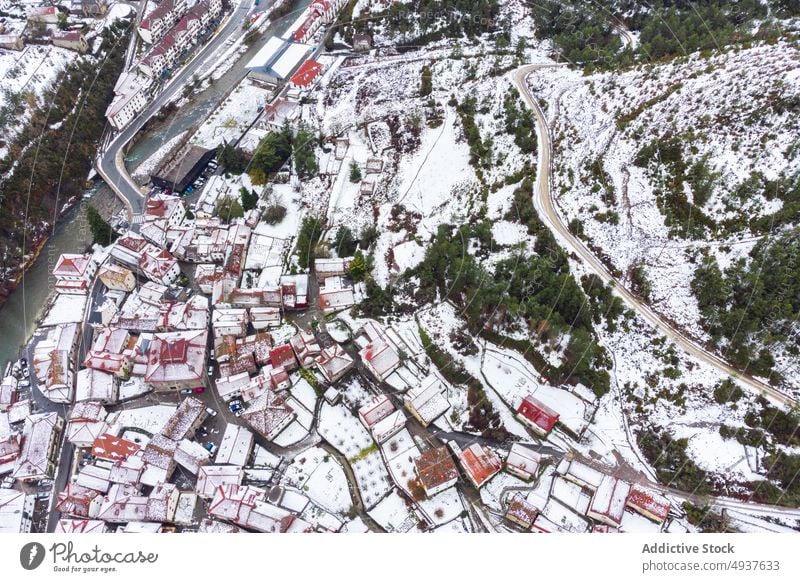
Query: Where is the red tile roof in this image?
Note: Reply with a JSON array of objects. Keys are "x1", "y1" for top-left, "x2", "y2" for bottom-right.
[
  {"x1": 459, "y1": 443, "x2": 502, "y2": 488},
  {"x1": 290, "y1": 59, "x2": 323, "y2": 88},
  {"x1": 91, "y1": 434, "x2": 141, "y2": 462},
  {"x1": 517, "y1": 395, "x2": 559, "y2": 433}
]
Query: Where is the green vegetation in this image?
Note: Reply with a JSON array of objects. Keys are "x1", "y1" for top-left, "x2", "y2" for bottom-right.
[
  {"x1": 359, "y1": 224, "x2": 379, "y2": 249},
  {"x1": 637, "y1": 429, "x2": 711, "y2": 494},
  {"x1": 502, "y1": 92, "x2": 537, "y2": 154},
  {"x1": 216, "y1": 197, "x2": 244, "y2": 222},
  {"x1": 712, "y1": 379, "x2": 743, "y2": 405},
  {"x1": 293, "y1": 124, "x2": 318, "y2": 179},
  {"x1": 456, "y1": 96, "x2": 492, "y2": 169},
  {"x1": 408, "y1": 217, "x2": 611, "y2": 395},
  {"x1": 531, "y1": 0, "x2": 793, "y2": 72},
  {"x1": 348, "y1": 160, "x2": 361, "y2": 183},
  {"x1": 349, "y1": 442, "x2": 379, "y2": 463},
  {"x1": 375, "y1": 0, "x2": 502, "y2": 45},
  {"x1": 263, "y1": 204, "x2": 287, "y2": 225},
  {"x1": 628, "y1": 263, "x2": 652, "y2": 301},
  {"x1": 248, "y1": 122, "x2": 318, "y2": 184},
  {"x1": 296, "y1": 215, "x2": 324, "y2": 270},
  {"x1": 86, "y1": 205, "x2": 117, "y2": 246},
  {"x1": 682, "y1": 502, "x2": 729, "y2": 532},
  {"x1": 216, "y1": 142, "x2": 246, "y2": 175},
  {"x1": 347, "y1": 250, "x2": 368, "y2": 282},
  {"x1": 633, "y1": 134, "x2": 714, "y2": 239},
  {"x1": 333, "y1": 226, "x2": 357, "y2": 256},
  {"x1": 0, "y1": 22, "x2": 129, "y2": 283},
  {"x1": 691, "y1": 229, "x2": 800, "y2": 378},
  {"x1": 239, "y1": 187, "x2": 258, "y2": 212}
]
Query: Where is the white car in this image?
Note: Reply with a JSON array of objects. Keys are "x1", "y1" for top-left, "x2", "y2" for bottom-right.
[{"x1": 206, "y1": 407, "x2": 217, "y2": 417}]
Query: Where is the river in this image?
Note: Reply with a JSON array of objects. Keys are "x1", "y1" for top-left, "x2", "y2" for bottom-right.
[{"x1": 0, "y1": 0, "x2": 312, "y2": 368}]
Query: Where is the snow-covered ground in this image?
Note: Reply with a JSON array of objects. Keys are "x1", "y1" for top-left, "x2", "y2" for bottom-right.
[
  {"x1": 0, "y1": 46, "x2": 78, "y2": 161},
  {"x1": 526, "y1": 43, "x2": 800, "y2": 343}
]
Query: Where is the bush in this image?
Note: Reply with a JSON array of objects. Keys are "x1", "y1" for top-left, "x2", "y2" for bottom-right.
[
  {"x1": 348, "y1": 160, "x2": 362, "y2": 183},
  {"x1": 712, "y1": 379, "x2": 743, "y2": 404},
  {"x1": 263, "y1": 204, "x2": 287, "y2": 225}
]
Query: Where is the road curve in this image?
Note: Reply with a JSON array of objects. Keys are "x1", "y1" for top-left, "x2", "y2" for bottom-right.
[
  {"x1": 512, "y1": 64, "x2": 797, "y2": 409},
  {"x1": 97, "y1": 0, "x2": 255, "y2": 219}
]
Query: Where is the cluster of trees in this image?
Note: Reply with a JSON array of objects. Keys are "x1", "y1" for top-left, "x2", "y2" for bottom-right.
[
  {"x1": 248, "y1": 122, "x2": 318, "y2": 185},
  {"x1": 216, "y1": 142, "x2": 247, "y2": 175},
  {"x1": 377, "y1": 0, "x2": 502, "y2": 45},
  {"x1": 502, "y1": 92, "x2": 537, "y2": 154},
  {"x1": 456, "y1": 96, "x2": 493, "y2": 169},
  {"x1": 419, "y1": 65, "x2": 433, "y2": 97},
  {"x1": 408, "y1": 217, "x2": 611, "y2": 395},
  {"x1": 737, "y1": 170, "x2": 800, "y2": 235},
  {"x1": 86, "y1": 205, "x2": 117, "y2": 246},
  {"x1": 634, "y1": 134, "x2": 715, "y2": 238},
  {"x1": 216, "y1": 197, "x2": 244, "y2": 222},
  {"x1": 637, "y1": 429, "x2": 711, "y2": 494},
  {"x1": 530, "y1": 3, "x2": 626, "y2": 70},
  {"x1": 296, "y1": 215, "x2": 324, "y2": 269},
  {"x1": 691, "y1": 229, "x2": 800, "y2": 378},
  {"x1": 239, "y1": 187, "x2": 258, "y2": 211},
  {"x1": 0, "y1": 21, "x2": 129, "y2": 280},
  {"x1": 531, "y1": 0, "x2": 796, "y2": 71}
]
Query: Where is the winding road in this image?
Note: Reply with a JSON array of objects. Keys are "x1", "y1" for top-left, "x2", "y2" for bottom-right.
[
  {"x1": 512, "y1": 64, "x2": 798, "y2": 409},
  {"x1": 96, "y1": 0, "x2": 256, "y2": 219}
]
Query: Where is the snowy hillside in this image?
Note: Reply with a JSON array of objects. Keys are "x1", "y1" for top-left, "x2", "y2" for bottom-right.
[{"x1": 526, "y1": 43, "x2": 800, "y2": 391}]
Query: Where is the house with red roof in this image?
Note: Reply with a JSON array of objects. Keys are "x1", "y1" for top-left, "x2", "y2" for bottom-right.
[
  {"x1": 144, "y1": 330, "x2": 208, "y2": 391},
  {"x1": 139, "y1": 246, "x2": 180, "y2": 285},
  {"x1": 269, "y1": 344, "x2": 297, "y2": 372},
  {"x1": 52, "y1": 253, "x2": 96, "y2": 295},
  {"x1": 290, "y1": 59, "x2": 323, "y2": 89},
  {"x1": 138, "y1": 0, "x2": 188, "y2": 44},
  {"x1": 315, "y1": 344, "x2": 354, "y2": 384},
  {"x1": 52, "y1": 30, "x2": 89, "y2": 53},
  {"x1": 414, "y1": 447, "x2": 458, "y2": 496},
  {"x1": 516, "y1": 394, "x2": 559, "y2": 436},
  {"x1": 455, "y1": 442, "x2": 502, "y2": 489},
  {"x1": 626, "y1": 486, "x2": 671, "y2": 523},
  {"x1": 56, "y1": 484, "x2": 102, "y2": 518},
  {"x1": 505, "y1": 494, "x2": 539, "y2": 530},
  {"x1": 92, "y1": 433, "x2": 141, "y2": 462}
]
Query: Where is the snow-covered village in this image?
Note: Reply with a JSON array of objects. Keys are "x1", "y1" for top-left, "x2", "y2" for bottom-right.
[{"x1": 1, "y1": 0, "x2": 800, "y2": 546}]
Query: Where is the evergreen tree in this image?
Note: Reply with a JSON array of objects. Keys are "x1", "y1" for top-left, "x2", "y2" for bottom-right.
[{"x1": 86, "y1": 205, "x2": 116, "y2": 246}]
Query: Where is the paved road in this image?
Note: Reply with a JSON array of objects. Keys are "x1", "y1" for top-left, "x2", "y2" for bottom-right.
[
  {"x1": 97, "y1": 0, "x2": 256, "y2": 218},
  {"x1": 511, "y1": 64, "x2": 798, "y2": 409}
]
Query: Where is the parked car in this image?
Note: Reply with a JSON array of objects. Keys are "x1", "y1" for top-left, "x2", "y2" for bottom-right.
[
  {"x1": 204, "y1": 442, "x2": 217, "y2": 455},
  {"x1": 193, "y1": 386, "x2": 205, "y2": 394},
  {"x1": 18, "y1": 379, "x2": 30, "y2": 388},
  {"x1": 205, "y1": 407, "x2": 217, "y2": 417},
  {"x1": 228, "y1": 400, "x2": 244, "y2": 415},
  {"x1": 180, "y1": 388, "x2": 193, "y2": 395},
  {"x1": 207, "y1": 365, "x2": 214, "y2": 377}
]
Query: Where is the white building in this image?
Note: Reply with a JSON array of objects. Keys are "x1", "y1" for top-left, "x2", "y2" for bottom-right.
[
  {"x1": 12, "y1": 413, "x2": 64, "y2": 481},
  {"x1": 105, "y1": 71, "x2": 150, "y2": 131}
]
